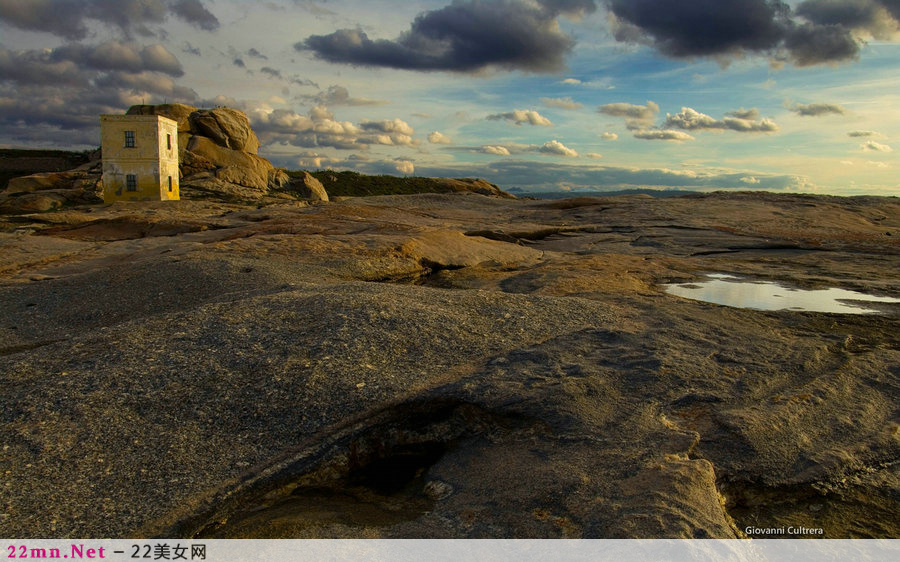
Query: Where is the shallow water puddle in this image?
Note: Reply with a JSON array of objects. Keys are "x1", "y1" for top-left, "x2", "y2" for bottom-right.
[{"x1": 665, "y1": 274, "x2": 900, "y2": 314}]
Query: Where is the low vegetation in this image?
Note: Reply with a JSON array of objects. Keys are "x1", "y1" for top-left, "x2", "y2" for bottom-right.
[{"x1": 291, "y1": 170, "x2": 478, "y2": 197}]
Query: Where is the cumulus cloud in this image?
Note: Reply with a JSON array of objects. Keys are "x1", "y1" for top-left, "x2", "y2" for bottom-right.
[
  {"x1": 362, "y1": 119, "x2": 414, "y2": 135},
  {"x1": 632, "y1": 129, "x2": 695, "y2": 141},
  {"x1": 225, "y1": 101, "x2": 416, "y2": 151},
  {"x1": 541, "y1": 96, "x2": 584, "y2": 110},
  {"x1": 664, "y1": 107, "x2": 779, "y2": 132},
  {"x1": 280, "y1": 151, "x2": 374, "y2": 171},
  {"x1": 598, "y1": 101, "x2": 659, "y2": 129},
  {"x1": 480, "y1": 145, "x2": 512, "y2": 156},
  {"x1": 487, "y1": 109, "x2": 553, "y2": 126},
  {"x1": 604, "y1": 0, "x2": 900, "y2": 67},
  {"x1": 0, "y1": 0, "x2": 219, "y2": 40},
  {"x1": 862, "y1": 141, "x2": 893, "y2": 152},
  {"x1": 297, "y1": 0, "x2": 595, "y2": 73},
  {"x1": 726, "y1": 107, "x2": 760, "y2": 119},
  {"x1": 428, "y1": 131, "x2": 452, "y2": 144},
  {"x1": 789, "y1": 102, "x2": 847, "y2": 116},
  {"x1": 292, "y1": 151, "x2": 341, "y2": 169},
  {"x1": 305, "y1": 85, "x2": 389, "y2": 107},
  {"x1": 539, "y1": 140, "x2": 578, "y2": 157},
  {"x1": 395, "y1": 160, "x2": 416, "y2": 175},
  {"x1": 231, "y1": 106, "x2": 417, "y2": 150},
  {"x1": 585, "y1": 152, "x2": 604, "y2": 159},
  {"x1": 601, "y1": 132, "x2": 619, "y2": 140},
  {"x1": 848, "y1": 130, "x2": 881, "y2": 137}
]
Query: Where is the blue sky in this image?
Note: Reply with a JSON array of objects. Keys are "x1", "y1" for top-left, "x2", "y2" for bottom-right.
[{"x1": 1, "y1": 0, "x2": 898, "y2": 195}]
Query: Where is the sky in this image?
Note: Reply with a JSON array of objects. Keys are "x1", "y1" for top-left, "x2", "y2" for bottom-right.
[{"x1": 1, "y1": 0, "x2": 898, "y2": 195}]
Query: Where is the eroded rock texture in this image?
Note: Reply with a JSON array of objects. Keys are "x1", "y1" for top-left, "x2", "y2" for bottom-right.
[{"x1": 0, "y1": 192, "x2": 898, "y2": 538}]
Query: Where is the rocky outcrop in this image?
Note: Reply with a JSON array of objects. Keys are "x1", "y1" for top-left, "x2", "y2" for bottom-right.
[
  {"x1": 0, "y1": 162, "x2": 102, "y2": 214},
  {"x1": 1, "y1": 193, "x2": 898, "y2": 538},
  {"x1": 128, "y1": 104, "x2": 272, "y2": 195},
  {"x1": 288, "y1": 171, "x2": 329, "y2": 202},
  {"x1": 188, "y1": 108, "x2": 260, "y2": 153},
  {"x1": 126, "y1": 103, "x2": 195, "y2": 133},
  {"x1": 432, "y1": 178, "x2": 515, "y2": 199}
]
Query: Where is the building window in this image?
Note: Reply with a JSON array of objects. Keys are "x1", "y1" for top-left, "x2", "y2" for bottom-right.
[
  {"x1": 124, "y1": 130, "x2": 135, "y2": 148},
  {"x1": 167, "y1": 134, "x2": 172, "y2": 151},
  {"x1": 126, "y1": 174, "x2": 137, "y2": 192},
  {"x1": 168, "y1": 176, "x2": 173, "y2": 192}
]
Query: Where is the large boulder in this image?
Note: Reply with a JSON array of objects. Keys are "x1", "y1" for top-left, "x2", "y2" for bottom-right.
[
  {"x1": 126, "y1": 103, "x2": 197, "y2": 133},
  {"x1": 0, "y1": 164, "x2": 102, "y2": 214},
  {"x1": 0, "y1": 192, "x2": 68, "y2": 213},
  {"x1": 178, "y1": 173, "x2": 269, "y2": 202},
  {"x1": 288, "y1": 171, "x2": 329, "y2": 202},
  {"x1": 185, "y1": 136, "x2": 273, "y2": 191},
  {"x1": 188, "y1": 108, "x2": 260, "y2": 154}
]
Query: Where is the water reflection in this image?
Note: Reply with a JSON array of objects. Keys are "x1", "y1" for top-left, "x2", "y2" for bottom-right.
[{"x1": 665, "y1": 274, "x2": 900, "y2": 314}]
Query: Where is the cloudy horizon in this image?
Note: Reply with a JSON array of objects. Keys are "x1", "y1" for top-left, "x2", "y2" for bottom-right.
[{"x1": 1, "y1": 0, "x2": 898, "y2": 195}]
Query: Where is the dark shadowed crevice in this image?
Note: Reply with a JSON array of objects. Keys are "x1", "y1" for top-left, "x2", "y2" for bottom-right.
[{"x1": 174, "y1": 400, "x2": 530, "y2": 538}]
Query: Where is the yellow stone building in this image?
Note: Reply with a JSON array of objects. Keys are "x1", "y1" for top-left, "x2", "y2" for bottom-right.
[{"x1": 100, "y1": 114, "x2": 180, "y2": 202}]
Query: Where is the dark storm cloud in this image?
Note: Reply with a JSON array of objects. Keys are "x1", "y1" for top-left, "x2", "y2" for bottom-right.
[
  {"x1": 0, "y1": 47, "x2": 88, "y2": 86},
  {"x1": 0, "y1": 0, "x2": 219, "y2": 40},
  {"x1": 247, "y1": 48, "x2": 268, "y2": 60},
  {"x1": 52, "y1": 42, "x2": 184, "y2": 76},
  {"x1": 0, "y1": 0, "x2": 88, "y2": 40},
  {"x1": 260, "y1": 67, "x2": 283, "y2": 79},
  {"x1": 168, "y1": 0, "x2": 220, "y2": 31},
  {"x1": 297, "y1": 0, "x2": 588, "y2": 72},
  {"x1": 0, "y1": 41, "x2": 196, "y2": 148},
  {"x1": 182, "y1": 42, "x2": 202, "y2": 56},
  {"x1": 796, "y1": 0, "x2": 900, "y2": 39},
  {"x1": 0, "y1": 78, "x2": 197, "y2": 148},
  {"x1": 604, "y1": 0, "x2": 900, "y2": 66},
  {"x1": 537, "y1": 0, "x2": 598, "y2": 17},
  {"x1": 0, "y1": 42, "x2": 183, "y2": 87}
]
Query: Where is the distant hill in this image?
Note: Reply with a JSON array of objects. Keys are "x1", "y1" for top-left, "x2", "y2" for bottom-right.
[
  {"x1": 298, "y1": 170, "x2": 514, "y2": 198},
  {"x1": 512, "y1": 188, "x2": 697, "y2": 199}
]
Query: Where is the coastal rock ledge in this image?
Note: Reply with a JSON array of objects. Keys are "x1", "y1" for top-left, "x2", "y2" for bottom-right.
[{"x1": 0, "y1": 183, "x2": 898, "y2": 539}]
